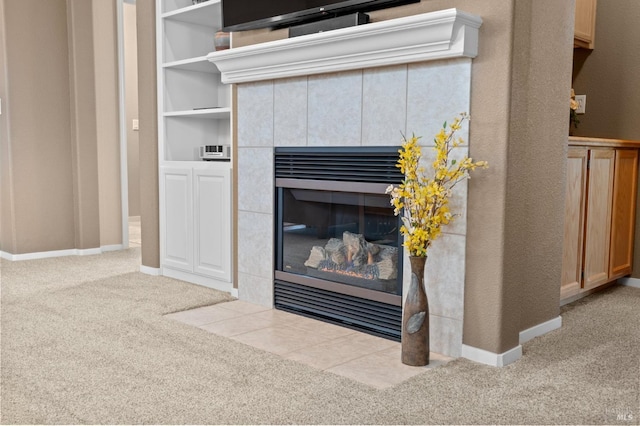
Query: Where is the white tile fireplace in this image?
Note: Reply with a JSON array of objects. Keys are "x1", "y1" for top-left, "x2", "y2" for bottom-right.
[{"x1": 208, "y1": 9, "x2": 482, "y2": 357}]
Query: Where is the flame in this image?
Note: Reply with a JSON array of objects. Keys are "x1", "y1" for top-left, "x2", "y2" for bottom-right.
[{"x1": 318, "y1": 265, "x2": 378, "y2": 280}]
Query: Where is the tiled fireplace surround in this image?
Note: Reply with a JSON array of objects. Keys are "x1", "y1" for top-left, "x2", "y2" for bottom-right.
[{"x1": 218, "y1": 10, "x2": 481, "y2": 357}]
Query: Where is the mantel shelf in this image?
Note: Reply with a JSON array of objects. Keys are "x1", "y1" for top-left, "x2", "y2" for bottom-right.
[
  {"x1": 207, "y1": 8, "x2": 482, "y2": 84},
  {"x1": 163, "y1": 108, "x2": 231, "y2": 119}
]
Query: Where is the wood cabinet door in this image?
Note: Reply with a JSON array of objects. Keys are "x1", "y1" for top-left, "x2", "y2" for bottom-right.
[
  {"x1": 574, "y1": 0, "x2": 597, "y2": 49},
  {"x1": 561, "y1": 147, "x2": 588, "y2": 299},
  {"x1": 582, "y1": 149, "x2": 615, "y2": 290},
  {"x1": 609, "y1": 149, "x2": 639, "y2": 279}
]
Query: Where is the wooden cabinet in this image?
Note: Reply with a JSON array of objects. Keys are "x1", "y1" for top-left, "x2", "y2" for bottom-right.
[
  {"x1": 561, "y1": 140, "x2": 640, "y2": 302},
  {"x1": 574, "y1": 0, "x2": 597, "y2": 49}
]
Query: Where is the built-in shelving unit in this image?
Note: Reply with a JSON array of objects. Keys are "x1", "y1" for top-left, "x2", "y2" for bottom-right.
[
  {"x1": 158, "y1": 0, "x2": 231, "y2": 162},
  {"x1": 157, "y1": 0, "x2": 233, "y2": 293}
]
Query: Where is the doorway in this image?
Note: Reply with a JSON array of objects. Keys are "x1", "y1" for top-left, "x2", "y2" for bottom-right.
[{"x1": 119, "y1": 0, "x2": 141, "y2": 249}]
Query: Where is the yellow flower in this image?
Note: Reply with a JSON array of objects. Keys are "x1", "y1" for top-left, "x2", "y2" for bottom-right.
[{"x1": 387, "y1": 113, "x2": 488, "y2": 257}]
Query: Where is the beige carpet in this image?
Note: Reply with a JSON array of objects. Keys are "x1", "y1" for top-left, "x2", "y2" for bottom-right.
[{"x1": 1, "y1": 248, "x2": 639, "y2": 424}]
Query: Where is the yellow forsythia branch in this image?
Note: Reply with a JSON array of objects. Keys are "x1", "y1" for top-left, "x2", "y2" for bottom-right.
[{"x1": 386, "y1": 113, "x2": 488, "y2": 257}]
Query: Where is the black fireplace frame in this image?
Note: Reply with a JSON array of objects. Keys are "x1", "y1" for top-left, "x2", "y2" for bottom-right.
[{"x1": 273, "y1": 146, "x2": 404, "y2": 341}]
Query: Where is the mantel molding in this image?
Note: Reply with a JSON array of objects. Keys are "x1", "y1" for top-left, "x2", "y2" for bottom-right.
[{"x1": 207, "y1": 8, "x2": 482, "y2": 84}]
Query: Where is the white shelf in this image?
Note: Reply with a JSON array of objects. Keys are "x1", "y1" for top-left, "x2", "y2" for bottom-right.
[
  {"x1": 163, "y1": 68, "x2": 229, "y2": 112},
  {"x1": 162, "y1": 160, "x2": 231, "y2": 169},
  {"x1": 163, "y1": 56, "x2": 219, "y2": 73},
  {"x1": 164, "y1": 107, "x2": 231, "y2": 119},
  {"x1": 162, "y1": 0, "x2": 222, "y2": 28}
]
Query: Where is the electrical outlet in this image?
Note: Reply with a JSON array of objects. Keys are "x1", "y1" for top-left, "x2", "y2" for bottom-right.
[{"x1": 575, "y1": 95, "x2": 586, "y2": 114}]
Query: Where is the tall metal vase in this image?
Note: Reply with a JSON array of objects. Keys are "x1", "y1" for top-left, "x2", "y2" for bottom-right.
[{"x1": 402, "y1": 255, "x2": 430, "y2": 366}]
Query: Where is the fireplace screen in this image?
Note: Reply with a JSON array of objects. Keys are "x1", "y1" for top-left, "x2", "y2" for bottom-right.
[
  {"x1": 277, "y1": 187, "x2": 401, "y2": 296},
  {"x1": 273, "y1": 147, "x2": 404, "y2": 340}
]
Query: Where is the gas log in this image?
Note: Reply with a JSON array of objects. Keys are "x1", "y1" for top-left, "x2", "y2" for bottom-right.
[{"x1": 304, "y1": 231, "x2": 398, "y2": 280}]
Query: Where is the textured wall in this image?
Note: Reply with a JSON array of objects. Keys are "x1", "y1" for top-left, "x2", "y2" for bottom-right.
[
  {"x1": 0, "y1": 0, "x2": 11, "y2": 252},
  {"x1": 506, "y1": 0, "x2": 573, "y2": 333},
  {"x1": 125, "y1": 2, "x2": 140, "y2": 218},
  {"x1": 1, "y1": 0, "x2": 76, "y2": 254},
  {"x1": 67, "y1": 0, "x2": 101, "y2": 250},
  {"x1": 136, "y1": 0, "x2": 160, "y2": 269},
  {"x1": 93, "y1": 0, "x2": 123, "y2": 248},
  {"x1": 572, "y1": 0, "x2": 640, "y2": 279},
  {"x1": 0, "y1": 0, "x2": 124, "y2": 255}
]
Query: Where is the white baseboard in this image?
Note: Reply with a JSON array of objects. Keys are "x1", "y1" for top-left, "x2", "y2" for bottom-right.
[
  {"x1": 519, "y1": 316, "x2": 562, "y2": 345},
  {"x1": 101, "y1": 244, "x2": 125, "y2": 252},
  {"x1": 461, "y1": 344, "x2": 522, "y2": 367},
  {"x1": 619, "y1": 277, "x2": 640, "y2": 288},
  {"x1": 77, "y1": 248, "x2": 103, "y2": 256},
  {"x1": 1, "y1": 248, "x2": 90, "y2": 261},
  {"x1": 2, "y1": 250, "x2": 17, "y2": 260},
  {"x1": 1, "y1": 245, "x2": 129, "y2": 261},
  {"x1": 461, "y1": 316, "x2": 562, "y2": 367},
  {"x1": 140, "y1": 265, "x2": 161, "y2": 276}
]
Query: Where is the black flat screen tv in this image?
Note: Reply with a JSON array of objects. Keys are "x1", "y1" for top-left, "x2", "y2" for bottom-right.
[{"x1": 221, "y1": 0, "x2": 420, "y2": 32}]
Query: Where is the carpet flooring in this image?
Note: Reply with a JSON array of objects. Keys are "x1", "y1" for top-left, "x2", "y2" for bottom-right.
[{"x1": 1, "y1": 248, "x2": 639, "y2": 424}]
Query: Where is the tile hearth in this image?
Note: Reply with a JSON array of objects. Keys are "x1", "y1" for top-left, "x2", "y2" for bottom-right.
[{"x1": 165, "y1": 300, "x2": 451, "y2": 389}]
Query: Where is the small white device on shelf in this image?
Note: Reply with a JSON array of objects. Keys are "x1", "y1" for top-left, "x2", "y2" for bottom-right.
[{"x1": 200, "y1": 145, "x2": 231, "y2": 161}]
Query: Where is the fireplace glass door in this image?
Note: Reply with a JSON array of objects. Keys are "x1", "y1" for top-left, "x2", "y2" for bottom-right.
[{"x1": 276, "y1": 186, "x2": 401, "y2": 297}]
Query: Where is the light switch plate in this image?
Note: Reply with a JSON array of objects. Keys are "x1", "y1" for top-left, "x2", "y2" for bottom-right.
[
  {"x1": 575, "y1": 95, "x2": 586, "y2": 114},
  {"x1": 132, "y1": 119, "x2": 139, "y2": 130}
]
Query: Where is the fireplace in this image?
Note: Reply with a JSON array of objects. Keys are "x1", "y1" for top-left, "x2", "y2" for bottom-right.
[
  {"x1": 218, "y1": 10, "x2": 480, "y2": 355},
  {"x1": 274, "y1": 147, "x2": 404, "y2": 340}
]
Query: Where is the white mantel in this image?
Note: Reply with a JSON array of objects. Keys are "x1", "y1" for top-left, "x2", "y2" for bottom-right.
[{"x1": 207, "y1": 8, "x2": 481, "y2": 84}]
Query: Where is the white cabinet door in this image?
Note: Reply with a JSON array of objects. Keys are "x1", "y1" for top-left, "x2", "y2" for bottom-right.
[
  {"x1": 193, "y1": 167, "x2": 232, "y2": 281},
  {"x1": 161, "y1": 167, "x2": 193, "y2": 272}
]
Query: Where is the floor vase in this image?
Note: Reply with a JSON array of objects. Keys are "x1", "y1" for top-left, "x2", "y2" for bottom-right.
[{"x1": 402, "y1": 255, "x2": 429, "y2": 366}]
